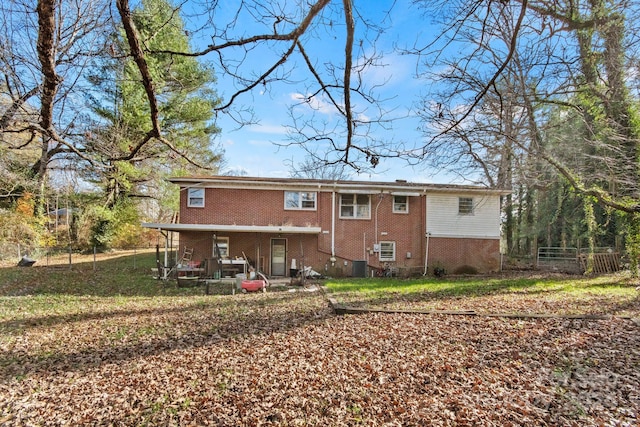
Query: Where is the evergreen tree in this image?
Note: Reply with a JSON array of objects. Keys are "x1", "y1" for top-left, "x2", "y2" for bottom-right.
[{"x1": 85, "y1": 0, "x2": 222, "y2": 247}]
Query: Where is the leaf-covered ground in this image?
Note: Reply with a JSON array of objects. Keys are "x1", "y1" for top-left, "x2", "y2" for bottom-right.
[{"x1": 1, "y1": 285, "x2": 638, "y2": 426}]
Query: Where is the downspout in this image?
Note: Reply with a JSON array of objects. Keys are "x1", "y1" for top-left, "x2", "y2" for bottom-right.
[
  {"x1": 423, "y1": 191, "x2": 429, "y2": 276},
  {"x1": 424, "y1": 232, "x2": 430, "y2": 276},
  {"x1": 374, "y1": 192, "x2": 384, "y2": 246},
  {"x1": 331, "y1": 190, "x2": 336, "y2": 261}
]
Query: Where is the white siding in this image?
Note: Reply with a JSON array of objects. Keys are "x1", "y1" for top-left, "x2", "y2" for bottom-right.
[{"x1": 426, "y1": 193, "x2": 501, "y2": 238}]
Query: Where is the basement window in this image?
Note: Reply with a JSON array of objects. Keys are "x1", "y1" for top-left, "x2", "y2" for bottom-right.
[
  {"x1": 213, "y1": 237, "x2": 229, "y2": 259},
  {"x1": 379, "y1": 241, "x2": 396, "y2": 262}
]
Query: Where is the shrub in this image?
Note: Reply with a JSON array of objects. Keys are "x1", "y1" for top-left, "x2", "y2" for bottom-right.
[
  {"x1": 453, "y1": 265, "x2": 479, "y2": 275},
  {"x1": 0, "y1": 208, "x2": 42, "y2": 259},
  {"x1": 433, "y1": 265, "x2": 446, "y2": 277}
]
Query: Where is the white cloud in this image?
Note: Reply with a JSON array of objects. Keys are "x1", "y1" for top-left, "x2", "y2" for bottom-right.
[
  {"x1": 221, "y1": 137, "x2": 235, "y2": 147},
  {"x1": 356, "y1": 112, "x2": 371, "y2": 123},
  {"x1": 246, "y1": 122, "x2": 289, "y2": 135},
  {"x1": 360, "y1": 52, "x2": 416, "y2": 89},
  {"x1": 247, "y1": 138, "x2": 278, "y2": 147},
  {"x1": 290, "y1": 92, "x2": 340, "y2": 115}
]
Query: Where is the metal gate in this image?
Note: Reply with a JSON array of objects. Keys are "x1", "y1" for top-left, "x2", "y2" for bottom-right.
[{"x1": 537, "y1": 247, "x2": 580, "y2": 273}]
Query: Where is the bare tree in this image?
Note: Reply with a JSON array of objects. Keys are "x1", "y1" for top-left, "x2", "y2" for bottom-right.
[
  {"x1": 411, "y1": 0, "x2": 640, "y2": 270},
  {"x1": 413, "y1": 0, "x2": 640, "y2": 204},
  {"x1": 114, "y1": 0, "x2": 410, "y2": 173},
  {"x1": 1, "y1": 0, "x2": 221, "y2": 217},
  {"x1": 1, "y1": 0, "x2": 114, "y2": 206},
  {"x1": 1, "y1": 1, "x2": 426, "y2": 199},
  {"x1": 287, "y1": 155, "x2": 352, "y2": 180}
]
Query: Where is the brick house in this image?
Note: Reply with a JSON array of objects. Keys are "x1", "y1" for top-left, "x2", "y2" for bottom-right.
[{"x1": 143, "y1": 176, "x2": 509, "y2": 277}]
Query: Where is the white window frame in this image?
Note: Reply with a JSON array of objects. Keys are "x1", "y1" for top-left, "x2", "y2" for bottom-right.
[
  {"x1": 339, "y1": 193, "x2": 371, "y2": 219},
  {"x1": 213, "y1": 236, "x2": 229, "y2": 259},
  {"x1": 187, "y1": 188, "x2": 205, "y2": 208},
  {"x1": 393, "y1": 195, "x2": 409, "y2": 213},
  {"x1": 379, "y1": 241, "x2": 396, "y2": 262},
  {"x1": 458, "y1": 197, "x2": 474, "y2": 215},
  {"x1": 284, "y1": 191, "x2": 317, "y2": 210}
]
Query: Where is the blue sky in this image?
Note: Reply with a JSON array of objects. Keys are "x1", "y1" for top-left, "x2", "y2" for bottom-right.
[{"x1": 199, "y1": 2, "x2": 455, "y2": 183}]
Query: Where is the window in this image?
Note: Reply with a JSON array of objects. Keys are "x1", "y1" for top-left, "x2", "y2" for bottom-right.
[
  {"x1": 213, "y1": 237, "x2": 229, "y2": 259},
  {"x1": 340, "y1": 194, "x2": 371, "y2": 219},
  {"x1": 379, "y1": 241, "x2": 396, "y2": 261},
  {"x1": 393, "y1": 195, "x2": 408, "y2": 213},
  {"x1": 187, "y1": 188, "x2": 204, "y2": 207},
  {"x1": 284, "y1": 191, "x2": 317, "y2": 210},
  {"x1": 458, "y1": 197, "x2": 474, "y2": 215}
]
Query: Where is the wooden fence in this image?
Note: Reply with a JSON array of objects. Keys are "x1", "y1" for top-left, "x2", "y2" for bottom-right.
[
  {"x1": 578, "y1": 252, "x2": 621, "y2": 274},
  {"x1": 538, "y1": 247, "x2": 622, "y2": 274}
]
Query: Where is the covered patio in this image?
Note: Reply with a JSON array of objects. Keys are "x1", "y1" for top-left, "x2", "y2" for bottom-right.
[{"x1": 142, "y1": 222, "x2": 322, "y2": 281}]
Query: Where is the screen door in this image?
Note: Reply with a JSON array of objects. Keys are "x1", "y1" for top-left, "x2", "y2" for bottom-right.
[{"x1": 270, "y1": 238, "x2": 287, "y2": 276}]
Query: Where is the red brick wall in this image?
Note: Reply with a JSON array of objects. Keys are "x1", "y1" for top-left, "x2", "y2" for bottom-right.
[
  {"x1": 180, "y1": 188, "x2": 321, "y2": 227},
  {"x1": 332, "y1": 193, "x2": 425, "y2": 271},
  {"x1": 428, "y1": 237, "x2": 501, "y2": 274},
  {"x1": 176, "y1": 231, "x2": 213, "y2": 265},
  {"x1": 177, "y1": 187, "x2": 501, "y2": 276}
]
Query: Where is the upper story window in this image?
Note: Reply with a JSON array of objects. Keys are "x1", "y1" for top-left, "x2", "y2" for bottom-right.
[
  {"x1": 284, "y1": 191, "x2": 317, "y2": 210},
  {"x1": 187, "y1": 188, "x2": 205, "y2": 207},
  {"x1": 393, "y1": 195, "x2": 408, "y2": 213},
  {"x1": 379, "y1": 241, "x2": 396, "y2": 262},
  {"x1": 458, "y1": 197, "x2": 474, "y2": 215},
  {"x1": 340, "y1": 194, "x2": 371, "y2": 219}
]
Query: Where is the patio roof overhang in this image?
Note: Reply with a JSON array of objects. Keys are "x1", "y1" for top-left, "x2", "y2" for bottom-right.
[{"x1": 142, "y1": 222, "x2": 322, "y2": 234}]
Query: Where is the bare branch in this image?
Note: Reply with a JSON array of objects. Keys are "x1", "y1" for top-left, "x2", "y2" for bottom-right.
[
  {"x1": 431, "y1": 0, "x2": 529, "y2": 142},
  {"x1": 342, "y1": 0, "x2": 355, "y2": 163},
  {"x1": 116, "y1": 0, "x2": 160, "y2": 141},
  {"x1": 0, "y1": 86, "x2": 40, "y2": 131},
  {"x1": 36, "y1": 0, "x2": 60, "y2": 132}
]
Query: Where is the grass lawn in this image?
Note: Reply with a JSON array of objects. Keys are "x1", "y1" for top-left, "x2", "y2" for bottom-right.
[
  {"x1": 0, "y1": 252, "x2": 638, "y2": 425},
  {"x1": 324, "y1": 274, "x2": 640, "y2": 317}
]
